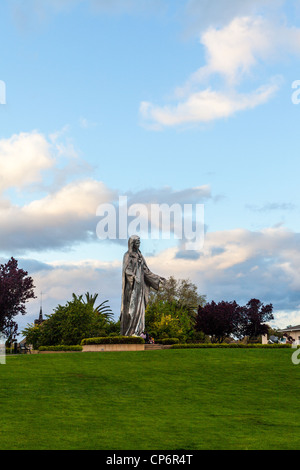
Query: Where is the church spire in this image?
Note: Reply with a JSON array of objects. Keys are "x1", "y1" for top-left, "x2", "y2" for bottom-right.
[
  {"x1": 34, "y1": 291, "x2": 44, "y2": 326},
  {"x1": 39, "y1": 306, "x2": 43, "y2": 323}
]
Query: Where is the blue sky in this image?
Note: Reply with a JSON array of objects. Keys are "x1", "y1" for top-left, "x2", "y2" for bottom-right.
[{"x1": 1, "y1": 0, "x2": 300, "y2": 332}]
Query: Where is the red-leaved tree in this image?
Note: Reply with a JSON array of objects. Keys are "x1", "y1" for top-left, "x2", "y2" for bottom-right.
[
  {"x1": 0, "y1": 257, "x2": 36, "y2": 341},
  {"x1": 195, "y1": 298, "x2": 274, "y2": 342},
  {"x1": 239, "y1": 298, "x2": 273, "y2": 339},
  {"x1": 195, "y1": 300, "x2": 242, "y2": 343}
]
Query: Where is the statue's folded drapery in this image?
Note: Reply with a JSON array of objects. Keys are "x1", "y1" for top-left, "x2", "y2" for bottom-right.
[{"x1": 120, "y1": 235, "x2": 162, "y2": 337}]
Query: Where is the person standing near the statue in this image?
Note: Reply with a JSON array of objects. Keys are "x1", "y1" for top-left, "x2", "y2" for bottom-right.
[
  {"x1": 120, "y1": 235, "x2": 166, "y2": 337},
  {"x1": 145, "y1": 331, "x2": 149, "y2": 343}
]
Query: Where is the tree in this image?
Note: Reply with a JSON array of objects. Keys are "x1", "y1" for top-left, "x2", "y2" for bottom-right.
[
  {"x1": 22, "y1": 293, "x2": 114, "y2": 347},
  {"x1": 195, "y1": 300, "x2": 242, "y2": 343},
  {"x1": 146, "y1": 300, "x2": 191, "y2": 341},
  {"x1": 148, "y1": 275, "x2": 206, "y2": 313},
  {"x1": 195, "y1": 298, "x2": 274, "y2": 343},
  {"x1": 267, "y1": 326, "x2": 283, "y2": 338},
  {"x1": 22, "y1": 324, "x2": 43, "y2": 350},
  {"x1": 80, "y1": 292, "x2": 113, "y2": 319},
  {"x1": 0, "y1": 257, "x2": 36, "y2": 341},
  {"x1": 146, "y1": 276, "x2": 206, "y2": 341},
  {"x1": 240, "y1": 298, "x2": 273, "y2": 340}
]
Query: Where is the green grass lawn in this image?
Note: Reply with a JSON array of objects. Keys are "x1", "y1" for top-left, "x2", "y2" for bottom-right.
[{"x1": 1, "y1": 349, "x2": 300, "y2": 450}]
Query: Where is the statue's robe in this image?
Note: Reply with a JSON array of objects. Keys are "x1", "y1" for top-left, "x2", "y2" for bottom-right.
[{"x1": 120, "y1": 243, "x2": 161, "y2": 337}]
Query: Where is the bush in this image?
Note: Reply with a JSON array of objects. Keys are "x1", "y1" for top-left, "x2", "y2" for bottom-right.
[
  {"x1": 158, "y1": 338, "x2": 180, "y2": 345},
  {"x1": 38, "y1": 345, "x2": 82, "y2": 351},
  {"x1": 185, "y1": 330, "x2": 209, "y2": 344},
  {"x1": 81, "y1": 336, "x2": 144, "y2": 345},
  {"x1": 171, "y1": 343, "x2": 291, "y2": 349},
  {"x1": 22, "y1": 296, "x2": 116, "y2": 348},
  {"x1": 21, "y1": 324, "x2": 43, "y2": 350}
]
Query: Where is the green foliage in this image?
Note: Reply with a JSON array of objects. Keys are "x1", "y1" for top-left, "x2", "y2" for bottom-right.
[
  {"x1": 72, "y1": 292, "x2": 113, "y2": 319},
  {"x1": 185, "y1": 330, "x2": 209, "y2": 343},
  {"x1": 22, "y1": 324, "x2": 43, "y2": 350},
  {"x1": 148, "y1": 275, "x2": 206, "y2": 310},
  {"x1": 22, "y1": 293, "x2": 116, "y2": 347},
  {"x1": 145, "y1": 276, "x2": 206, "y2": 341},
  {"x1": 158, "y1": 338, "x2": 180, "y2": 345},
  {"x1": 105, "y1": 320, "x2": 121, "y2": 336},
  {"x1": 81, "y1": 335, "x2": 144, "y2": 345},
  {"x1": 171, "y1": 343, "x2": 291, "y2": 349},
  {"x1": 44, "y1": 300, "x2": 97, "y2": 345},
  {"x1": 38, "y1": 345, "x2": 82, "y2": 351},
  {"x1": 148, "y1": 306, "x2": 182, "y2": 338},
  {"x1": 146, "y1": 300, "x2": 196, "y2": 342}
]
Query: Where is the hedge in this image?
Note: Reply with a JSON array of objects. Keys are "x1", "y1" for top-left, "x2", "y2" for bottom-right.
[
  {"x1": 81, "y1": 336, "x2": 145, "y2": 345},
  {"x1": 158, "y1": 338, "x2": 180, "y2": 345},
  {"x1": 38, "y1": 345, "x2": 82, "y2": 351},
  {"x1": 170, "y1": 343, "x2": 292, "y2": 349}
]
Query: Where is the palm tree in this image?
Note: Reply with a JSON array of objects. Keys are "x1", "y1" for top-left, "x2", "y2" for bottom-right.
[
  {"x1": 83, "y1": 292, "x2": 113, "y2": 320},
  {"x1": 71, "y1": 292, "x2": 113, "y2": 320},
  {"x1": 72, "y1": 293, "x2": 83, "y2": 302}
]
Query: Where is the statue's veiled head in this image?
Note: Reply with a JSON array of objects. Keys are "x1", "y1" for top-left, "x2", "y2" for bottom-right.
[{"x1": 128, "y1": 235, "x2": 141, "y2": 252}]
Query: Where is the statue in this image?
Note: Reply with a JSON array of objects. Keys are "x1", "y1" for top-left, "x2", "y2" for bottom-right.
[{"x1": 120, "y1": 235, "x2": 166, "y2": 337}]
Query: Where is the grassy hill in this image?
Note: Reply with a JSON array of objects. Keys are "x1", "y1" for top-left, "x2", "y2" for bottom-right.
[{"x1": 1, "y1": 348, "x2": 299, "y2": 450}]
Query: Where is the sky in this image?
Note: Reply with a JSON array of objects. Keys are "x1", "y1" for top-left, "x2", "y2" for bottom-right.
[{"x1": 1, "y1": 0, "x2": 300, "y2": 333}]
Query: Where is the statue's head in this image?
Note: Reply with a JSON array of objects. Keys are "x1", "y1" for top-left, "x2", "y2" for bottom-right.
[{"x1": 128, "y1": 235, "x2": 141, "y2": 252}]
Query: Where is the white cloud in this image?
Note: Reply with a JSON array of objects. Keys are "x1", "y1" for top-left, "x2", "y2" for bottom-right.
[
  {"x1": 145, "y1": 226, "x2": 300, "y2": 315},
  {"x1": 0, "y1": 130, "x2": 116, "y2": 252},
  {"x1": 140, "y1": 13, "x2": 300, "y2": 128},
  {"x1": 0, "y1": 130, "x2": 212, "y2": 253},
  {"x1": 0, "y1": 178, "x2": 115, "y2": 252},
  {"x1": 0, "y1": 132, "x2": 54, "y2": 192},
  {"x1": 140, "y1": 83, "x2": 278, "y2": 128},
  {"x1": 195, "y1": 17, "x2": 275, "y2": 85},
  {"x1": 25, "y1": 178, "x2": 111, "y2": 218},
  {"x1": 193, "y1": 16, "x2": 300, "y2": 85}
]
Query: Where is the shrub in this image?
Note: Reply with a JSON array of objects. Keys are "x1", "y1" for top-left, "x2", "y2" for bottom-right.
[
  {"x1": 21, "y1": 324, "x2": 43, "y2": 350},
  {"x1": 170, "y1": 343, "x2": 291, "y2": 349},
  {"x1": 185, "y1": 330, "x2": 209, "y2": 344},
  {"x1": 38, "y1": 345, "x2": 82, "y2": 351},
  {"x1": 81, "y1": 336, "x2": 144, "y2": 345},
  {"x1": 158, "y1": 338, "x2": 180, "y2": 345},
  {"x1": 22, "y1": 295, "x2": 116, "y2": 348}
]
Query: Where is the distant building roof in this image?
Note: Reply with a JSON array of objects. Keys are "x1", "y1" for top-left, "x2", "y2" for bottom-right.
[{"x1": 279, "y1": 325, "x2": 300, "y2": 332}]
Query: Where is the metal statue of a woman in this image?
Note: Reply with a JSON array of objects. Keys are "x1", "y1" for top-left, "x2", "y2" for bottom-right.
[{"x1": 120, "y1": 235, "x2": 166, "y2": 337}]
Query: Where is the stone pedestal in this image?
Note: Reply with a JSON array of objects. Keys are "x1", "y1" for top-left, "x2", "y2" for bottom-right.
[{"x1": 262, "y1": 334, "x2": 268, "y2": 344}]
